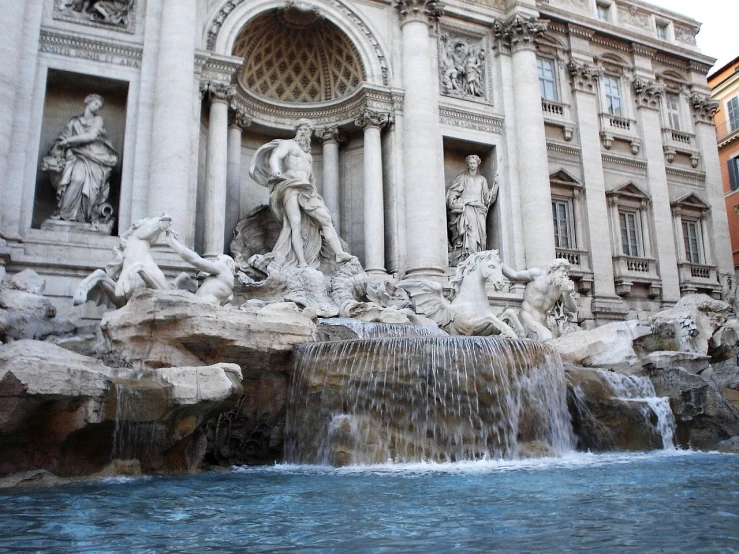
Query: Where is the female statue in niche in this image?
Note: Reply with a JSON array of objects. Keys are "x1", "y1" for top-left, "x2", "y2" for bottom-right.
[
  {"x1": 446, "y1": 154, "x2": 498, "y2": 266},
  {"x1": 43, "y1": 93, "x2": 119, "y2": 227}
]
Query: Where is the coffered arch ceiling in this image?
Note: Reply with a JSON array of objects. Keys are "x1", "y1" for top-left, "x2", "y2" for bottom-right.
[{"x1": 232, "y1": 9, "x2": 366, "y2": 105}]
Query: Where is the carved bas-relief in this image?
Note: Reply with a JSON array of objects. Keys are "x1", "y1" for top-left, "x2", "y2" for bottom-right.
[
  {"x1": 41, "y1": 94, "x2": 119, "y2": 234},
  {"x1": 502, "y1": 258, "x2": 578, "y2": 341},
  {"x1": 439, "y1": 34, "x2": 486, "y2": 98},
  {"x1": 446, "y1": 155, "x2": 498, "y2": 266},
  {"x1": 54, "y1": 0, "x2": 136, "y2": 31},
  {"x1": 398, "y1": 250, "x2": 525, "y2": 338}
]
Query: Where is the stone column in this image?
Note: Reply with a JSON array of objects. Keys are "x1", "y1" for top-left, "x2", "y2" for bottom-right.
[
  {"x1": 394, "y1": 0, "x2": 447, "y2": 279},
  {"x1": 692, "y1": 93, "x2": 732, "y2": 274},
  {"x1": 201, "y1": 82, "x2": 234, "y2": 259},
  {"x1": 147, "y1": 0, "x2": 197, "y2": 243},
  {"x1": 633, "y1": 78, "x2": 680, "y2": 303},
  {"x1": 568, "y1": 58, "x2": 618, "y2": 298},
  {"x1": 356, "y1": 110, "x2": 392, "y2": 275},
  {"x1": 493, "y1": 15, "x2": 555, "y2": 269},
  {"x1": 226, "y1": 108, "x2": 250, "y2": 251},
  {"x1": 314, "y1": 126, "x2": 343, "y2": 230}
]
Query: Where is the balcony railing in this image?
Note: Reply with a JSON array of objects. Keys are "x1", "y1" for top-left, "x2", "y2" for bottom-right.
[
  {"x1": 541, "y1": 99, "x2": 565, "y2": 117},
  {"x1": 677, "y1": 262, "x2": 719, "y2": 293},
  {"x1": 716, "y1": 120, "x2": 739, "y2": 144},
  {"x1": 612, "y1": 255, "x2": 660, "y2": 296}
]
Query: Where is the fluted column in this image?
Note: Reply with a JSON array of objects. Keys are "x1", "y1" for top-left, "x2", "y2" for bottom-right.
[
  {"x1": 226, "y1": 108, "x2": 250, "y2": 250},
  {"x1": 201, "y1": 82, "x2": 234, "y2": 259},
  {"x1": 314, "y1": 126, "x2": 343, "y2": 230},
  {"x1": 395, "y1": 0, "x2": 447, "y2": 279},
  {"x1": 493, "y1": 15, "x2": 554, "y2": 269},
  {"x1": 147, "y1": 0, "x2": 197, "y2": 242},
  {"x1": 356, "y1": 110, "x2": 392, "y2": 275}
]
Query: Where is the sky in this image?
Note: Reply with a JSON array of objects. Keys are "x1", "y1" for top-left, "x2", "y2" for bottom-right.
[{"x1": 642, "y1": 0, "x2": 739, "y2": 73}]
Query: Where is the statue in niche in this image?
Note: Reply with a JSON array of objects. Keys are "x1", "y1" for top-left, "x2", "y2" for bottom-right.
[
  {"x1": 165, "y1": 230, "x2": 235, "y2": 307},
  {"x1": 501, "y1": 258, "x2": 578, "y2": 341},
  {"x1": 56, "y1": 0, "x2": 134, "y2": 26},
  {"x1": 249, "y1": 118, "x2": 353, "y2": 269},
  {"x1": 42, "y1": 94, "x2": 119, "y2": 231},
  {"x1": 446, "y1": 155, "x2": 498, "y2": 266},
  {"x1": 440, "y1": 36, "x2": 485, "y2": 98}
]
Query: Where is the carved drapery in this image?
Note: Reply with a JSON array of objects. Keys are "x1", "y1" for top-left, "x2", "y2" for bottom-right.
[
  {"x1": 438, "y1": 33, "x2": 486, "y2": 99},
  {"x1": 53, "y1": 0, "x2": 136, "y2": 33}
]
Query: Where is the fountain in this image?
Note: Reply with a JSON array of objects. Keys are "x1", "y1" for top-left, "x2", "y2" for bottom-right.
[{"x1": 285, "y1": 335, "x2": 575, "y2": 465}]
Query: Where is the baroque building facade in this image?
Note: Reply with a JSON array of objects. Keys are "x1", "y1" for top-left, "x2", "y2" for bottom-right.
[{"x1": 0, "y1": 0, "x2": 731, "y2": 327}]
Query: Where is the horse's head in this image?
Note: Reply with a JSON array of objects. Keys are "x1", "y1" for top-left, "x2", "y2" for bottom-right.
[
  {"x1": 479, "y1": 251, "x2": 505, "y2": 291},
  {"x1": 132, "y1": 213, "x2": 172, "y2": 243},
  {"x1": 450, "y1": 249, "x2": 504, "y2": 295}
]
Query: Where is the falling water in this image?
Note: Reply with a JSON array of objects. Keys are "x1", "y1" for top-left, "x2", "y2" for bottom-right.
[
  {"x1": 596, "y1": 370, "x2": 676, "y2": 449},
  {"x1": 110, "y1": 380, "x2": 164, "y2": 465},
  {"x1": 318, "y1": 318, "x2": 449, "y2": 339},
  {"x1": 285, "y1": 337, "x2": 574, "y2": 465}
]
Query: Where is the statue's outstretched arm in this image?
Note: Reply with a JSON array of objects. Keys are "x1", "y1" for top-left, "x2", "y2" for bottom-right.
[
  {"x1": 166, "y1": 232, "x2": 221, "y2": 275},
  {"x1": 501, "y1": 264, "x2": 539, "y2": 282}
]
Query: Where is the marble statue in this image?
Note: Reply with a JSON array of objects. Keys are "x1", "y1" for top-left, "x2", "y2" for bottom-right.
[
  {"x1": 440, "y1": 36, "x2": 485, "y2": 98},
  {"x1": 446, "y1": 155, "x2": 498, "y2": 266},
  {"x1": 73, "y1": 214, "x2": 172, "y2": 308},
  {"x1": 398, "y1": 250, "x2": 524, "y2": 338},
  {"x1": 502, "y1": 258, "x2": 578, "y2": 341},
  {"x1": 249, "y1": 118, "x2": 353, "y2": 269},
  {"x1": 42, "y1": 94, "x2": 119, "y2": 229},
  {"x1": 165, "y1": 230, "x2": 235, "y2": 306}
]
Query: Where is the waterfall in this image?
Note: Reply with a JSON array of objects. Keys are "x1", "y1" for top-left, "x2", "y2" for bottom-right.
[
  {"x1": 285, "y1": 337, "x2": 574, "y2": 465},
  {"x1": 596, "y1": 370, "x2": 676, "y2": 449},
  {"x1": 318, "y1": 318, "x2": 449, "y2": 339},
  {"x1": 110, "y1": 380, "x2": 164, "y2": 464}
]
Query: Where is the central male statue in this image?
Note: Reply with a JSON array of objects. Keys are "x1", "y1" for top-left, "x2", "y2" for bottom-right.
[{"x1": 249, "y1": 118, "x2": 352, "y2": 269}]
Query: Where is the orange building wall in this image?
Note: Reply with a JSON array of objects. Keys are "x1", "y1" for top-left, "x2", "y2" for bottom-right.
[{"x1": 709, "y1": 56, "x2": 739, "y2": 270}]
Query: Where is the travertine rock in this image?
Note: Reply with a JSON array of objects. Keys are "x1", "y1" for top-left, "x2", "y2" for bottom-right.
[
  {"x1": 101, "y1": 289, "x2": 317, "y2": 369},
  {"x1": 550, "y1": 320, "x2": 651, "y2": 367}
]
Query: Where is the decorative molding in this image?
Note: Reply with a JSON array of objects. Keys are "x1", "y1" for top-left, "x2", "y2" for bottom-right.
[
  {"x1": 618, "y1": 5, "x2": 650, "y2": 30},
  {"x1": 654, "y1": 53, "x2": 689, "y2": 71},
  {"x1": 567, "y1": 23, "x2": 594, "y2": 40},
  {"x1": 590, "y1": 35, "x2": 630, "y2": 53},
  {"x1": 632, "y1": 78, "x2": 664, "y2": 109},
  {"x1": 228, "y1": 108, "x2": 252, "y2": 129},
  {"x1": 688, "y1": 60, "x2": 713, "y2": 75},
  {"x1": 38, "y1": 28, "x2": 142, "y2": 68},
  {"x1": 568, "y1": 60, "x2": 601, "y2": 93},
  {"x1": 354, "y1": 109, "x2": 393, "y2": 130},
  {"x1": 438, "y1": 105, "x2": 503, "y2": 134},
  {"x1": 673, "y1": 23, "x2": 698, "y2": 46},
  {"x1": 546, "y1": 141, "x2": 581, "y2": 157},
  {"x1": 665, "y1": 166, "x2": 706, "y2": 183},
  {"x1": 52, "y1": 0, "x2": 136, "y2": 34},
  {"x1": 601, "y1": 153, "x2": 648, "y2": 169},
  {"x1": 197, "y1": 52, "x2": 243, "y2": 85},
  {"x1": 393, "y1": 0, "x2": 444, "y2": 28},
  {"x1": 492, "y1": 15, "x2": 548, "y2": 52},
  {"x1": 631, "y1": 43, "x2": 655, "y2": 59}
]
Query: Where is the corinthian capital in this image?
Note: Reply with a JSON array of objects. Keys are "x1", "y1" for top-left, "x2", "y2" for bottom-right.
[
  {"x1": 354, "y1": 110, "x2": 393, "y2": 130},
  {"x1": 690, "y1": 92, "x2": 719, "y2": 124},
  {"x1": 493, "y1": 15, "x2": 547, "y2": 51},
  {"x1": 314, "y1": 125, "x2": 346, "y2": 144},
  {"x1": 394, "y1": 0, "x2": 444, "y2": 27},
  {"x1": 200, "y1": 81, "x2": 236, "y2": 103},
  {"x1": 632, "y1": 78, "x2": 664, "y2": 109},
  {"x1": 228, "y1": 107, "x2": 251, "y2": 130},
  {"x1": 567, "y1": 60, "x2": 602, "y2": 93}
]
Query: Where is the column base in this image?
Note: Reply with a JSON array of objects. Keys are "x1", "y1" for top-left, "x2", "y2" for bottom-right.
[{"x1": 402, "y1": 266, "x2": 447, "y2": 284}]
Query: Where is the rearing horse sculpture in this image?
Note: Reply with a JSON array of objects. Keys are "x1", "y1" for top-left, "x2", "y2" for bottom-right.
[
  {"x1": 398, "y1": 250, "x2": 524, "y2": 338},
  {"x1": 73, "y1": 214, "x2": 172, "y2": 308}
]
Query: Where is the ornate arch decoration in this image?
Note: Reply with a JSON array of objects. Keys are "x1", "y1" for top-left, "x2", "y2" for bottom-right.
[
  {"x1": 656, "y1": 69, "x2": 689, "y2": 92},
  {"x1": 203, "y1": 0, "x2": 396, "y2": 130}
]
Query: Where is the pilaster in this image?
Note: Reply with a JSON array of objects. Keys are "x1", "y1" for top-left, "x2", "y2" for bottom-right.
[
  {"x1": 226, "y1": 107, "x2": 251, "y2": 251},
  {"x1": 315, "y1": 125, "x2": 345, "y2": 231}
]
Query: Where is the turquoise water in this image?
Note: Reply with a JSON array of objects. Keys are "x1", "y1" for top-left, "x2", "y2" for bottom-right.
[{"x1": 1, "y1": 451, "x2": 737, "y2": 553}]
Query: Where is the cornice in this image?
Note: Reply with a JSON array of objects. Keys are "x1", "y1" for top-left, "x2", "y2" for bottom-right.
[
  {"x1": 601, "y1": 152, "x2": 648, "y2": 169},
  {"x1": 665, "y1": 166, "x2": 706, "y2": 182},
  {"x1": 439, "y1": 104, "x2": 503, "y2": 133},
  {"x1": 546, "y1": 141, "x2": 581, "y2": 157},
  {"x1": 38, "y1": 27, "x2": 142, "y2": 68}
]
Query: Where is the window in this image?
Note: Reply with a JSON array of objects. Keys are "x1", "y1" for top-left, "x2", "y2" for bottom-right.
[
  {"x1": 729, "y1": 96, "x2": 739, "y2": 133},
  {"x1": 597, "y1": 3, "x2": 611, "y2": 22},
  {"x1": 552, "y1": 200, "x2": 572, "y2": 249},
  {"x1": 656, "y1": 22, "x2": 669, "y2": 40},
  {"x1": 682, "y1": 220, "x2": 702, "y2": 264},
  {"x1": 729, "y1": 156, "x2": 739, "y2": 191},
  {"x1": 619, "y1": 210, "x2": 641, "y2": 257},
  {"x1": 537, "y1": 57, "x2": 558, "y2": 101},
  {"x1": 666, "y1": 93, "x2": 680, "y2": 130},
  {"x1": 603, "y1": 75, "x2": 622, "y2": 116}
]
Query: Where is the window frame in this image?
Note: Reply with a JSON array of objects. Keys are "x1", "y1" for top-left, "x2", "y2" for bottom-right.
[
  {"x1": 537, "y1": 56, "x2": 558, "y2": 102},
  {"x1": 552, "y1": 198, "x2": 574, "y2": 250},
  {"x1": 728, "y1": 96, "x2": 739, "y2": 133},
  {"x1": 681, "y1": 219, "x2": 703, "y2": 264},
  {"x1": 729, "y1": 156, "x2": 739, "y2": 191},
  {"x1": 619, "y1": 209, "x2": 642, "y2": 257},
  {"x1": 603, "y1": 75, "x2": 623, "y2": 117},
  {"x1": 665, "y1": 92, "x2": 681, "y2": 131},
  {"x1": 596, "y1": 2, "x2": 611, "y2": 22}
]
